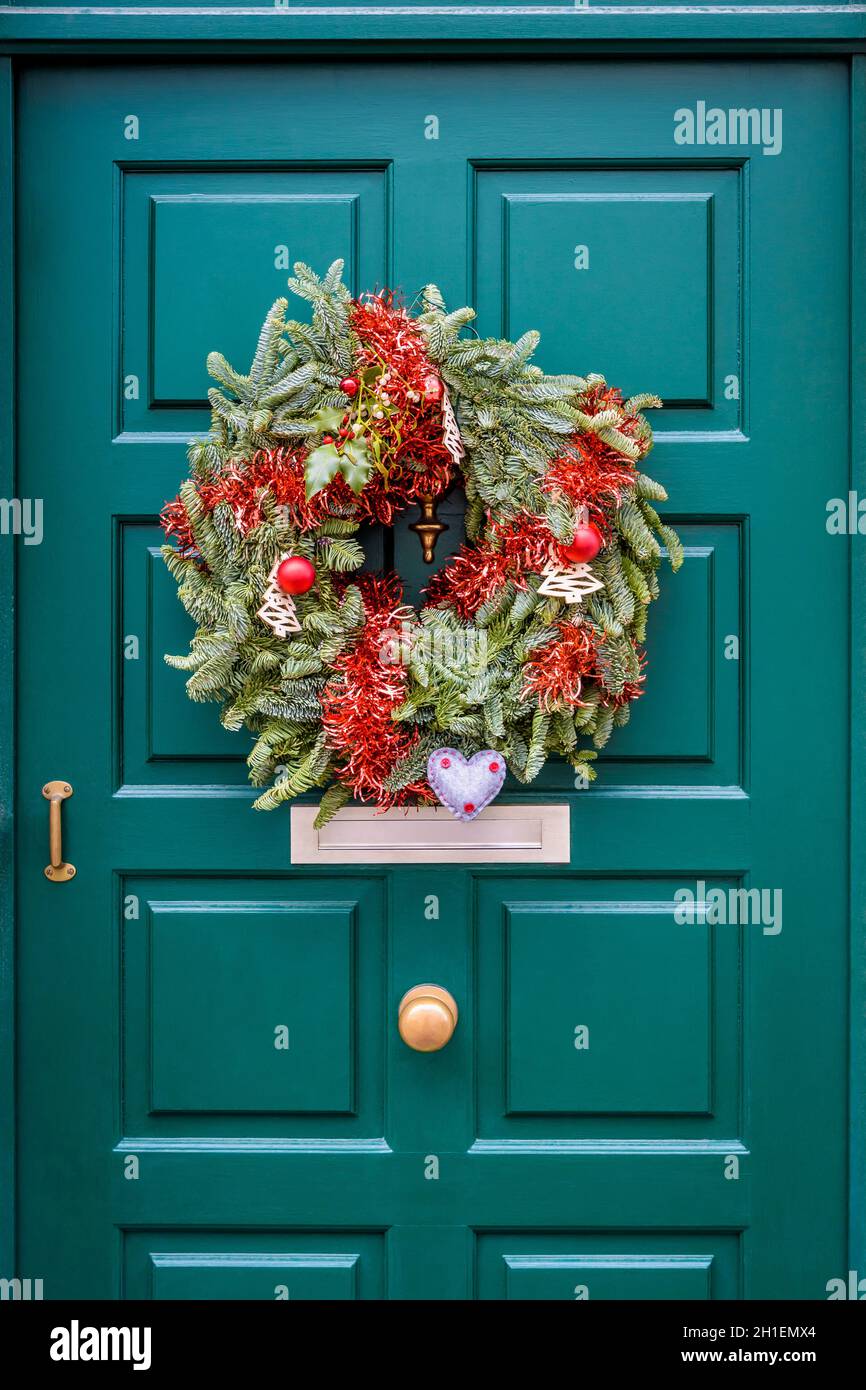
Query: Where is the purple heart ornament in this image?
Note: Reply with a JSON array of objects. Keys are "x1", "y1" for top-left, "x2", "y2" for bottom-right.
[{"x1": 427, "y1": 748, "x2": 507, "y2": 822}]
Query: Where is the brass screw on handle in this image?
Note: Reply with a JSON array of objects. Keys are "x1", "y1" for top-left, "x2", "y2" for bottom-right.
[
  {"x1": 398, "y1": 984, "x2": 459, "y2": 1052},
  {"x1": 42, "y1": 780, "x2": 75, "y2": 882}
]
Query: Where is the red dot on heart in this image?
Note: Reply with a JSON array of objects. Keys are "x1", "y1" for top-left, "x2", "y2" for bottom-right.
[
  {"x1": 464, "y1": 802, "x2": 475, "y2": 813},
  {"x1": 441, "y1": 757, "x2": 451, "y2": 768},
  {"x1": 489, "y1": 762, "x2": 499, "y2": 772}
]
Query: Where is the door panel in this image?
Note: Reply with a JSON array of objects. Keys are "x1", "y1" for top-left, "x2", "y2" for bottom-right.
[
  {"x1": 477, "y1": 1234, "x2": 740, "y2": 1301},
  {"x1": 122, "y1": 876, "x2": 384, "y2": 1139},
  {"x1": 475, "y1": 875, "x2": 742, "y2": 1137},
  {"x1": 124, "y1": 1231, "x2": 385, "y2": 1300},
  {"x1": 121, "y1": 167, "x2": 389, "y2": 435},
  {"x1": 474, "y1": 165, "x2": 742, "y2": 431},
  {"x1": 16, "y1": 58, "x2": 850, "y2": 1298},
  {"x1": 484, "y1": 882, "x2": 721, "y2": 1118}
]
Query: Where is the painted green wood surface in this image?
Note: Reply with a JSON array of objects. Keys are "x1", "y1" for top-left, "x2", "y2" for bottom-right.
[
  {"x1": 13, "y1": 57, "x2": 852, "y2": 1299},
  {"x1": 2, "y1": 9, "x2": 866, "y2": 50}
]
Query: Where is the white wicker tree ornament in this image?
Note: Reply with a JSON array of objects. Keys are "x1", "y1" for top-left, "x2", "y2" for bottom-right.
[
  {"x1": 537, "y1": 553, "x2": 604, "y2": 605},
  {"x1": 441, "y1": 384, "x2": 465, "y2": 467},
  {"x1": 256, "y1": 559, "x2": 302, "y2": 637}
]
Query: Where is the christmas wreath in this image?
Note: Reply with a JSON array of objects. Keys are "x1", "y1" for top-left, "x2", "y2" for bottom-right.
[{"x1": 161, "y1": 260, "x2": 681, "y2": 825}]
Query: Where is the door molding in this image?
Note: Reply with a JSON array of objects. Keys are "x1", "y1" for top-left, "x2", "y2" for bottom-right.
[
  {"x1": 0, "y1": 54, "x2": 13, "y2": 1278},
  {"x1": 1, "y1": 27, "x2": 864, "y2": 1287},
  {"x1": 1, "y1": 7, "x2": 866, "y2": 51},
  {"x1": 849, "y1": 53, "x2": 866, "y2": 1284}
]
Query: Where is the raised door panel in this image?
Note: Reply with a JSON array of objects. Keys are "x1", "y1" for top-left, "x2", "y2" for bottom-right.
[
  {"x1": 504, "y1": 899, "x2": 712, "y2": 1115},
  {"x1": 476, "y1": 1233, "x2": 740, "y2": 1300},
  {"x1": 148, "y1": 901, "x2": 355, "y2": 1114},
  {"x1": 151, "y1": 1253, "x2": 359, "y2": 1299},
  {"x1": 475, "y1": 876, "x2": 741, "y2": 1140},
  {"x1": 120, "y1": 168, "x2": 389, "y2": 438},
  {"x1": 122, "y1": 876, "x2": 384, "y2": 1139},
  {"x1": 124, "y1": 1232, "x2": 385, "y2": 1299},
  {"x1": 505, "y1": 1257, "x2": 711, "y2": 1301},
  {"x1": 473, "y1": 166, "x2": 742, "y2": 435}
]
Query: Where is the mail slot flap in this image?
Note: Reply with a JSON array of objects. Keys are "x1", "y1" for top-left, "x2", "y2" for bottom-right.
[{"x1": 290, "y1": 805, "x2": 571, "y2": 864}]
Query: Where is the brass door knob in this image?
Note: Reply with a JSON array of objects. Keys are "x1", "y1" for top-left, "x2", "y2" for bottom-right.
[{"x1": 398, "y1": 984, "x2": 459, "y2": 1052}]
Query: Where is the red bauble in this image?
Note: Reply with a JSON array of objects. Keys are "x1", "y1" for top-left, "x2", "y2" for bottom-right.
[
  {"x1": 560, "y1": 523, "x2": 603, "y2": 564},
  {"x1": 423, "y1": 374, "x2": 443, "y2": 402},
  {"x1": 340, "y1": 376, "x2": 359, "y2": 397},
  {"x1": 276, "y1": 556, "x2": 316, "y2": 595}
]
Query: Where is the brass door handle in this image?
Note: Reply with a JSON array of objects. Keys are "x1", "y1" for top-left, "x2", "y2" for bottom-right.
[
  {"x1": 42, "y1": 781, "x2": 75, "y2": 882},
  {"x1": 398, "y1": 984, "x2": 458, "y2": 1052}
]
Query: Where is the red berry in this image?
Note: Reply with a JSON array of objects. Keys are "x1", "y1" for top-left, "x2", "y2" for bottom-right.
[
  {"x1": 340, "y1": 377, "x2": 359, "y2": 397},
  {"x1": 464, "y1": 802, "x2": 475, "y2": 814},
  {"x1": 275, "y1": 556, "x2": 316, "y2": 596},
  {"x1": 561, "y1": 523, "x2": 603, "y2": 564},
  {"x1": 322, "y1": 434, "x2": 334, "y2": 445},
  {"x1": 441, "y1": 757, "x2": 451, "y2": 768},
  {"x1": 489, "y1": 762, "x2": 499, "y2": 772},
  {"x1": 339, "y1": 427, "x2": 352, "y2": 438}
]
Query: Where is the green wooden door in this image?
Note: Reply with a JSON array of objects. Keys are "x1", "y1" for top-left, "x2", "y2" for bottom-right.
[{"x1": 14, "y1": 57, "x2": 851, "y2": 1299}]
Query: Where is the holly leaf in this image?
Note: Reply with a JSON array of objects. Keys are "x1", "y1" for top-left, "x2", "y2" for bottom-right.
[
  {"x1": 311, "y1": 406, "x2": 346, "y2": 435},
  {"x1": 337, "y1": 437, "x2": 373, "y2": 495},
  {"x1": 305, "y1": 442, "x2": 343, "y2": 499}
]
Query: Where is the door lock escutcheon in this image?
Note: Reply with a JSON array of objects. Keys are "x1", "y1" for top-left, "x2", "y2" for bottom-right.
[{"x1": 42, "y1": 780, "x2": 75, "y2": 882}]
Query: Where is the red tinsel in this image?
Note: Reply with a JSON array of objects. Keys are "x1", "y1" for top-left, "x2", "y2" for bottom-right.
[
  {"x1": 424, "y1": 540, "x2": 512, "y2": 620},
  {"x1": 488, "y1": 515, "x2": 559, "y2": 571},
  {"x1": 424, "y1": 515, "x2": 555, "y2": 619},
  {"x1": 160, "y1": 448, "x2": 353, "y2": 550},
  {"x1": 160, "y1": 444, "x2": 449, "y2": 556},
  {"x1": 543, "y1": 446, "x2": 635, "y2": 537},
  {"x1": 319, "y1": 573, "x2": 433, "y2": 808},
  {"x1": 347, "y1": 293, "x2": 455, "y2": 497},
  {"x1": 521, "y1": 621, "x2": 600, "y2": 711},
  {"x1": 425, "y1": 388, "x2": 650, "y2": 620},
  {"x1": 160, "y1": 293, "x2": 456, "y2": 554},
  {"x1": 582, "y1": 382, "x2": 651, "y2": 451},
  {"x1": 542, "y1": 385, "x2": 646, "y2": 534}
]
